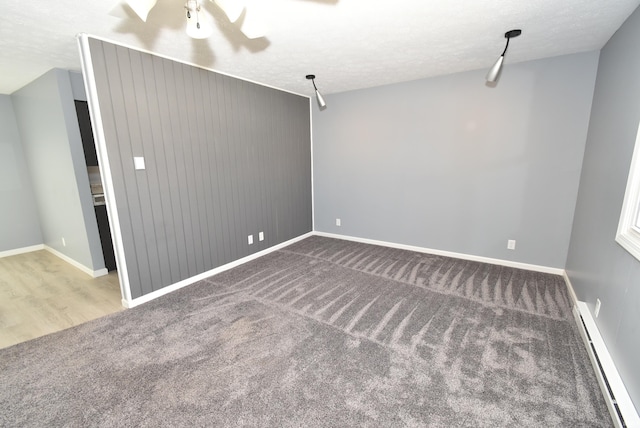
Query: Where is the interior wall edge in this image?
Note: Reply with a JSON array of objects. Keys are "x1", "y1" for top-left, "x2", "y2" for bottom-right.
[
  {"x1": 55, "y1": 68, "x2": 106, "y2": 272},
  {"x1": 77, "y1": 33, "x2": 132, "y2": 303},
  {"x1": 561, "y1": 270, "x2": 580, "y2": 306}
]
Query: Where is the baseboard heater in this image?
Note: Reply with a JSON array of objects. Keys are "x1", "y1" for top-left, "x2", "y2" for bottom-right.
[{"x1": 573, "y1": 302, "x2": 640, "y2": 428}]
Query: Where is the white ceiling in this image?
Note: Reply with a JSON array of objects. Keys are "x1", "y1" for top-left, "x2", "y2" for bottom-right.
[{"x1": 1, "y1": 0, "x2": 639, "y2": 97}]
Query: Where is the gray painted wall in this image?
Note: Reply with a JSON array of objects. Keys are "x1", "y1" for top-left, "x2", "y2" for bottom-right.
[
  {"x1": 313, "y1": 52, "x2": 599, "y2": 268},
  {"x1": 69, "y1": 71, "x2": 87, "y2": 101},
  {"x1": 0, "y1": 95, "x2": 42, "y2": 252},
  {"x1": 11, "y1": 69, "x2": 105, "y2": 271},
  {"x1": 566, "y1": 7, "x2": 640, "y2": 411},
  {"x1": 87, "y1": 38, "x2": 312, "y2": 299}
]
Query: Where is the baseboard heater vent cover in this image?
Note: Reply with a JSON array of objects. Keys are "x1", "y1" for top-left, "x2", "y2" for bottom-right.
[{"x1": 573, "y1": 302, "x2": 640, "y2": 428}]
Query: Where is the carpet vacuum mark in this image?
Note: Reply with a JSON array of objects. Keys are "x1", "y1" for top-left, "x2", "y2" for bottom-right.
[{"x1": 0, "y1": 236, "x2": 611, "y2": 427}]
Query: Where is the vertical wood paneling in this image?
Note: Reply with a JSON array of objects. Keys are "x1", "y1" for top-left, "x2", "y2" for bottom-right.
[
  {"x1": 224, "y1": 76, "x2": 245, "y2": 259},
  {"x1": 212, "y1": 73, "x2": 238, "y2": 263},
  {"x1": 172, "y1": 62, "x2": 200, "y2": 277},
  {"x1": 254, "y1": 86, "x2": 269, "y2": 252},
  {"x1": 146, "y1": 55, "x2": 181, "y2": 284},
  {"x1": 132, "y1": 50, "x2": 174, "y2": 289},
  {"x1": 119, "y1": 48, "x2": 160, "y2": 296},
  {"x1": 159, "y1": 59, "x2": 190, "y2": 280},
  {"x1": 88, "y1": 38, "x2": 311, "y2": 299},
  {"x1": 206, "y1": 72, "x2": 232, "y2": 264},
  {"x1": 198, "y1": 72, "x2": 222, "y2": 269},
  {"x1": 187, "y1": 64, "x2": 212, "y2": 273}
]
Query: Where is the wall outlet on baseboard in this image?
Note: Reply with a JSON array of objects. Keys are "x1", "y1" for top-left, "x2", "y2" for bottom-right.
[
  {"x1": 248, "y1": 235, "x2": 253, "y2": 245},
  {"x1": 62, "y1": 237, "x2": 66, "y2": 247},
  {"x1": 595, "y1": 298, "x2": 601, "y2": 318},
  {"x1": 259, "y1": 232, "x2": 264, "y2": 241},
  {"x1": 507, "y1": 239, "x2": 516, "y2": 250},
  {"x1": 336, "y1": 218, "x2": 341, "y2": 227}
]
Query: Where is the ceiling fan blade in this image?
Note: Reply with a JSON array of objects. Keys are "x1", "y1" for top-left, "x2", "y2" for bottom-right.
[
  {"x1": 213, "y1": 0, "x2": 245, "y2": 23},
  {"x1": 125, "y1": 0, "x2": 158, "y2": 22},
  {"x1": 108, "y1": 2, "x2": 131, "y2": 19},
  {"x1": 239, "y1": 10, "x2": 266, "y2": 39}
]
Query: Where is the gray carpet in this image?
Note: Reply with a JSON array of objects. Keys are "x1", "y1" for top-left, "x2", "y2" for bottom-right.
[{"x1": 0, "y1": 236, "x2": 611, "y2": 427}]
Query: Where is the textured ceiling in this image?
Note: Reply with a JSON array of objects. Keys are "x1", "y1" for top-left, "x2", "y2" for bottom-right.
[{"x1": 1, "y1": 0, "x2": 639, "y2": 96}]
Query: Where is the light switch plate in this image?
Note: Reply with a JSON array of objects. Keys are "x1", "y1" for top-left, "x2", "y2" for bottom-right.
[{"x1": 134, "y1": 157, "x2": 146, "y2": 170}]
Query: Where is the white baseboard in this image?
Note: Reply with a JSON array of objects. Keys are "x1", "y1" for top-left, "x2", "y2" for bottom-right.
[
  {"x1": 0, "y1": 244, "x2": 45, "y2": 258},
  {"x1": 562, "y1": 271, "x2": 580, "y2": 306},
  {"x1": 575, "y1": 302, "x2": 640, "y2": 427},
  {"x1": 563, "y1": 275, "x2": 640, "y2": 428},
  {"x1": 122, "y1": 230, "x2": 561, "y2": 308},
  {"x1": 123, "y1": 232, "x2": 314, "y2": 308},
  {"x1": 93, "y1": 268, "x2": 109, "y2": 277},
  {"x1": 44, "y1": 246, "x2": 108, "y2": 278},
  {"x1": 313, "y1": 231, "x2": 564, "y2": 275}
]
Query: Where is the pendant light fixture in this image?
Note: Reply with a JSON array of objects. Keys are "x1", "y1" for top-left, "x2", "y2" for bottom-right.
[
  {"x1": 486, "y1": 29, "x2": 522, "y2": 83},
  {"x1": 306, "y1": 75, "x2": 327, "y2": 109},
  {"x1": 185, "y1": 0, "x2": 213, "y2": 39}
]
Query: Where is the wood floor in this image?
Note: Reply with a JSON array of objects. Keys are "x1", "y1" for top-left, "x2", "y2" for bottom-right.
[{"x1": 0, "y1": 250, "x2": 124, "y2": 349}]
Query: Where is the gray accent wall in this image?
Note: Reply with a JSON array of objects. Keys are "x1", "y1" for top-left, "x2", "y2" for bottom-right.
[
  {"x1": 0, "y1": 95, "x2": 42, "y2": 252},
  {"x1": 566, "y1": 6, "x2": 640, "y2": 412},
  {"x1": 313, "y1": 52, "x2": 599, "y2": 269},
  {"x1": 11, "y1": 69, "x2": 105, "y2": 271},
  {"x1": 86, "y1": 38, "x2": 312, "y2": 299}
]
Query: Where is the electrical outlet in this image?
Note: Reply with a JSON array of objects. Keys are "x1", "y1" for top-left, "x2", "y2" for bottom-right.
[
  {"x1": 595, "y1": 298, "x2": 601, "y2": 317},
  {"x1": 336, "y1": 218, "x2": 341, "y2": 227},
  {"x1": 259, "y1": 231, "x2": 264, "y2": 241},
  {"x1": 507, "y1": 239, "x2": 516, "y2": 250},
  {"x1": 248, "y1": 235, "x2": 253, "y2": 245},
  {"x1": 62, "y1": 237, "x2": 66, "y2": 247}
]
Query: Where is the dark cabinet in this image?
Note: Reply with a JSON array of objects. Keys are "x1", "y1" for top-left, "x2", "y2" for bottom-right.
[
  {"x1": 95, "y1": 205, "x2": 117, "y2": 271},
  {"x1": 75, "y1": 101, "x2": 98, "y2": 167},
  {"x1": 75, "y1": 99, "x2": 117, "y2": 272}
]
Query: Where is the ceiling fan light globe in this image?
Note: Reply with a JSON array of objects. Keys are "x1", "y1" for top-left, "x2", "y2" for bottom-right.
[{"x1": 185, "y1": 4, "x2": 214, "y2": 39}]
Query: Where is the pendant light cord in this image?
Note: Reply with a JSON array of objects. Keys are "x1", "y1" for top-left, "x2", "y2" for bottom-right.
[{"x1": 502, "y1": 36, "x2": 511, "y2": 56}]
